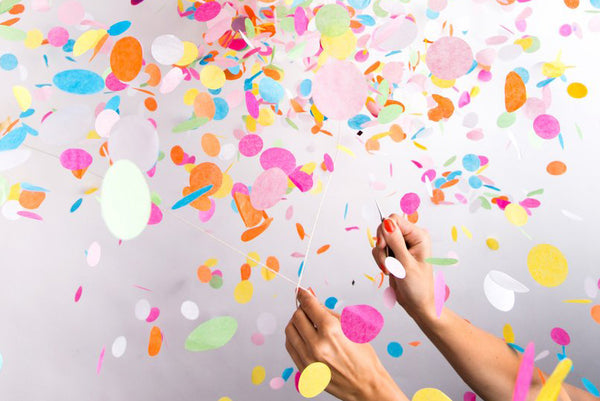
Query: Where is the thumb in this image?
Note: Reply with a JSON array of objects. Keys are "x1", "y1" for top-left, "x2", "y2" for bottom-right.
[{"x1": 381, "y1": 218, "x2": 414, "y2": 269}]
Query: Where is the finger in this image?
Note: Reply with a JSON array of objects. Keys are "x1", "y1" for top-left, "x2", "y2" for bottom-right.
[
  {"x1": 389, "y1": 214, "x2": 431, "y2": 261},
  {"x1": 285, "y1": 322, "x2": 311, "y2": 365},
  {"x1": 376, "y1": 225, "x2": 388, "y2": 249},
  {"x1": 372, "y1": 247, "x2": 389, "y2": 275},
  {"x1": 285, "y1": 339, "x2": 307, "y2": 371},
  {"x1": 381, "y1": 217, "x2": 413, "y2": 268},
  {"x1": 291, "y1": 308, "x2": 318, "y2": 344},
  {"x1": 297, "y1": 288, "x2": 334, "y2": 332}
]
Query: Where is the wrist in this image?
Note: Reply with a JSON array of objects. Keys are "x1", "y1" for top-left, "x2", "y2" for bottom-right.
[
  {"x1": 358, "y1": 362, "x2": 408, "y2": 401},
  {"x1": 410, "y1": 306, "x2": 446, "y2": 334}
]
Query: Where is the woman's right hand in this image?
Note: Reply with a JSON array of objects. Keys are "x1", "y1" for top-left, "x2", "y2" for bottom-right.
[{"x1": 372, "y1": 214, "x2": 436, "y2": 321}]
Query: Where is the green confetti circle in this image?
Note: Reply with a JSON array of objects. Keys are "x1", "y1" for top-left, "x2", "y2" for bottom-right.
[{"x1": 315, "y1": 4, "x2": 350, "y2": 37}]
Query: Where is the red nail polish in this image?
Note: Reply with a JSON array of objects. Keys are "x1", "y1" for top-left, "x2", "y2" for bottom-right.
[{"x1": 384, "y1": 219, "x2": 395, "y2": 233}]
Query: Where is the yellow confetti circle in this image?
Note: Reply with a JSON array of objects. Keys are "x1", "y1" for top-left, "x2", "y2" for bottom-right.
[
  {"x1": 567, "y1": 82, "x2": 587, "y2": 99},
  {"x1": 486, "y1": 237, "x2": 500, "y2": 251},
  {"x1": 246, "y1": 252, "x2": 260, "y2": 267},
  {"x1": 234, "y1": 280, "x2": 253, "y2": 304},
  {"x1": 298, "y1": 362, "x2": 332, "y2": 398},
  {"x1": 412, "y1": 388, "x2": 453, "y2": 401},
  {"x1": 504, "y1": 203, "x2": 528, "y2": 227},
  {"x1": 218, "y1": 397, "x2": 232, "y2": 401},
  {"x1": 251, "y1": 366, "x2": 266, "y2": 385},
  {"x1": 175, "y1": 41, "x2": 199, "y2": 67},
  {"x1": 527, "y1": 244, "x2": 568, "y2": 287},
  {"x1": 200, "y1": 65, "x2": 226, "y2": 90}
]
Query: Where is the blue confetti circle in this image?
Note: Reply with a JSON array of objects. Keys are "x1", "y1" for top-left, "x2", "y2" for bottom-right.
[
  {"x1": 0, "y1": 53, "x2": 18, "y2": 71},
  {"x1": 387, "y1": 342, "x2": 403, "y2": 358}
]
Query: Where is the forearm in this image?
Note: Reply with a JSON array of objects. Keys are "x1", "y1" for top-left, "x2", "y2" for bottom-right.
[{"x1": 412, "y1": 307, "x2": 542, "y2": 401}]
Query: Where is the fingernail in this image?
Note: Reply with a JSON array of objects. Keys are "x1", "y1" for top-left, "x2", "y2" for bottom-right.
[{"x1": 384, "y1": 219, "x2": 395, "y2": 233}]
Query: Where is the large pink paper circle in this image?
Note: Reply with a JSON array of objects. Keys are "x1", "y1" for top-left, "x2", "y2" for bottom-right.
[
  {"x1": 312, "y1": 60, "x2": 368, "y2": 120},
  {"x1": 340, "y1": 304, "x2": 384, "y2": 343},
  {"x1": 250, "y1": 168, "x2": 288, "y2": 211},
  {"x1": 426, "y1": 36, "x2": 473, "y2": 80}
]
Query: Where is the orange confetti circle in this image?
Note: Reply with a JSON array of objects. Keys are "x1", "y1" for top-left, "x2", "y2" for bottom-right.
[
  {"x1": 201, "y1": 133, "x2": 221, "y2": 157},
  {"x1": 144, "y1": 97, "x2": 158, "y2": 112},
  {"x1": 110, "y1": 36, "x2": 143, "y2": 82},
  {"x1": 197, "y1": 265, "x2": 212, "y2": 283},
  {"x1": 547, "y1": 161, "x2": 567, "y2": 176},
  {"x1": 592, "y1": 305, "x2": 600, "y2": 324},
  {"x1": 564, "y1": 0, "x2": 579, "y2": 8}
]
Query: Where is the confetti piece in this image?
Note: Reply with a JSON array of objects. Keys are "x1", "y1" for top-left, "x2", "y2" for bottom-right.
[
  {"x1": 315, "y1": 4, "x2": 350, "y2": 37},
  {"x1": 172, "y1": 185, "x2": 213, "y2": 210},
  {"x1": 251, "y1": 366, "x2": 266, "y2": 385},
  {"x1": 74, "y1": 285, "x2": 82, "y2": 302},
  {"x1": 505, "y1": 203, "x2": 528, "y2": 227},
  {"x1": 527, "y1": 244, "x2": 568, "y2": 288},
  {"x1": 200, "y1": 65, "x2": 226, "y2": 90},
  {"x1": 546, "y1": 161, "x2": 566, "y2": 176},
  {"x1": 535, "y1": 359, "x2": 572, "y2": 401},
  {"x1": 97, "y1": 346, "x2": 105, "y2": 374},
  {"x1": 250, "y1": 168, "x2": 287, "y2": 211},
  {"x1": 148, "y1": 326, "x2": 162, "y2": 357},
  {"x1": 484, "y1": 272, "x2": 515, "y2": 312},
  {"x1": 100, "y1": 160, "x2": 152, "y2": 241},
  {"x1": 53, "y1": 69, "x2": 105, "y2": 95},
  {"x1": 550, "y1": 327, "x2": 570, "y2": 346},
  {"x1": 110, "y1": 36, "x2": 143, "y2": 82},
  {"x1": 298, "y1": 362, "x2": 332, "y2": 398},
  {"x1": 426, "y1": 36, "x2": 473, "y2": 80},
  {"x1": 412, "y1": 388, "x2": 452, "y2": 401},
  {"x1": 533, "y1": 114, "x2": 560, "y2": 140},
  {"x1": 387, "y1": 341, "x2": 403, "y2": 358},
  {"x1": 60, "y1": 148, "x2": 92, "y2": 178},
  {"x1": 567, "y1": 82, "x2": 587, "y2": 99},
  {"x1": 86, "y1": 241, "x2": 101, "y2": 267},
  {"x1": 234, "y1": 280, "x2": 253, "y2": 304},
  {"x1": 505, "y1": 71, "x2": 527, "y2": 112},
  {"x1": 340, "y1": 304, "x2": 384, "y2": 343},
  {"x1": 312, "y1": 60, "x2": 368, "y2": 120},
  {"x1": 185, "y1": 316, "x2": 238, "y2": 352},
  {"x1": 111, "y1": 336, "x2": 127, "y2": 358},
  {"x1": 513, "y1": 342, "x2": 535, "y2": 401},
  {"x1": 400, "y1": 192, "x2": 420, "y2": 215},
  {"x1": 424, "y1": 258, "x2": 458, "y2": 266},
  {"x1": 151, "y1": 34, "x2": 184, "y2": 65},
  {"x1": 385, "y1": 256, "x2": 406, "y2": 279}
]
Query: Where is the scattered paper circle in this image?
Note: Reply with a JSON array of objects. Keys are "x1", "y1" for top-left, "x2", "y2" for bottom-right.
[{"x1": 101, "y1": 160, "x2": 152, "y2": 240}]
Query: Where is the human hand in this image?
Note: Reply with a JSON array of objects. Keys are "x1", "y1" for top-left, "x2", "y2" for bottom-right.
[
  {"x1": 285, "y1": 289, "x2": 407, "y2": 401},
  {"x1": 372, "y1": 214, "x2": 435, "y2": 321}
]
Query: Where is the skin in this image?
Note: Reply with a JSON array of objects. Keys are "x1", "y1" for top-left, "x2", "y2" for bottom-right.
[{"x1": 285, "y1": 213, "x2": 598, "y2": 401}]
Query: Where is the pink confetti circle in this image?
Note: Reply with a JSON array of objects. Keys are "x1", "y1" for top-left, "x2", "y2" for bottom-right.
[
  {"x1": 251, "y1": 332, "x2": 265, "y2": 346},
  {"x1": 48, "y1": 27, "x2": 69, "y2": 47},
  {"x1": 312, "y1": 60, "x2": 368, "y2": 120},
  {"x1": 239, "y1": 134, "x2": 263, "y2": 157},
  {"x1": 533, "y1": 114, "x2": 560, "y2": 139},
  {"x1": 400, "y1": 192, "x2": 420, "y2": 215},
  {"x1": 260, "y1": 147, "x2": 296, "y2": 174},
  {"x1": 250, "y1": 168, "x2": 288, "y2": 210},
  {"x1": 340, "y1": 304, "x2": 384, "y2": 343},
  {"x1": 195, "y1": 1, "x2": 221, "y2": 21},
  {"x1": 426, "y1": 36, "x2": 474, "y2": 80},
  {"x1": 550, "y1": 327, "x2": 570, "y2": 346}
]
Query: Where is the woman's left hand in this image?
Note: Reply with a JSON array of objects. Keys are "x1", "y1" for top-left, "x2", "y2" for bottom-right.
[{"x1": 285, "y1": 288, "x2": 408, "y2": 401}]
